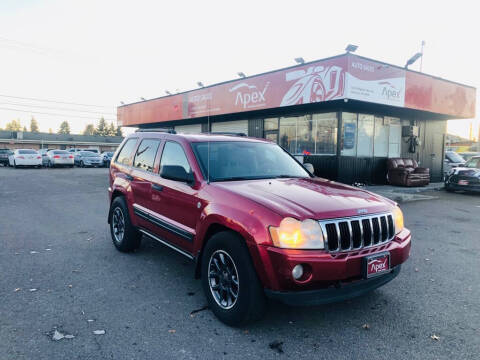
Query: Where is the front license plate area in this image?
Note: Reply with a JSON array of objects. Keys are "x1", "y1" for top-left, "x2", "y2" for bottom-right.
[{"x1": 362, "y1": 252, "x2": 390, "y2": 279}]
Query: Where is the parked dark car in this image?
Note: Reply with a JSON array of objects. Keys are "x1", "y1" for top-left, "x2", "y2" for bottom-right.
[
  {"x1": 107, "y1": 130, "x2": 411, "y2": 326},
  {"x1": 0, "y1": 148, "x2": 13, "y2": 166},
  {"x1": 101, "y1": 152, "x2": 114, "y2": 167},
  {"x1": 445, "y1": 156, "x2": 480, "y2": 193}
]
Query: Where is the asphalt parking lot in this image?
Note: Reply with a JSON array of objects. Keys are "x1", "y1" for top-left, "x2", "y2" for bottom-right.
[{"x1": 1, "y1": 167, "x2": 479, "y2": 359}]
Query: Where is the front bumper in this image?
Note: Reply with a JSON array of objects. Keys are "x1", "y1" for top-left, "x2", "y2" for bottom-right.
[
  {"x1": 257, "y1": 229, "x2": 411, "y2": 293},
  {"x1": 446, "y1": 182, "x2": 480, "y2": 192},
  {"x1": 265, "y1": 265, "x2": 400, "y2": 306}
]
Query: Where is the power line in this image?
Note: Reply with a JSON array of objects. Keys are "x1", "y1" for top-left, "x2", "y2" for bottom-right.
[
  {"x1": 0, "y1": 94, "x2": 114, "y2": 109},
  {"x1": 0, "y1": 101, "x2": 117, "y2": 116},
  {"x1": 0, "y1": 107, "x2": 117, "y2": 121}
]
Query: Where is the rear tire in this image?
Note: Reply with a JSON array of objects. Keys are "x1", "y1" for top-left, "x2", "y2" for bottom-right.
[
  {"x1": 201, "y1": 231, "x2": 266, "y2": 326},
  {"x1": 80, "y1": 161, "x2": 84, "y2": 168},
  {"x1": 109, "y1": 196, "x2": 141, "y2": 252}
]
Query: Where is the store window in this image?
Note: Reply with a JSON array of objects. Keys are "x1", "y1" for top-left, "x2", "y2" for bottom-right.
[
  {"x1": 264, "y1": 118, "x2": 279, "y2": 131},
  {"x1": 278, "y1": 113, "x2": 338, "y2": 155},
  {"x1": 313, "y1": 113, "x2": 337, "y2": 155},
  {"x1": 357, "y1": 114, "x2": 374, "y2": 157},
  {"x1": 373, "y1": 116, "x2": 389, "y2": 157},
  {"x1": 386, "y1": 117, "x2": 401, "y2": 158},
  {"x1": 279, "y1": 117, "x2": 297, "y2": 154},
  {"x1": 341, "y1": 113, "x2": 357, "y2": 156}
]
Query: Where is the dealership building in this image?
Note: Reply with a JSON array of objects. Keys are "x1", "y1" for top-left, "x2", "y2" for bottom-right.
[{"x1": 118, "y1": 53, "x2": 476, "y2": 184}]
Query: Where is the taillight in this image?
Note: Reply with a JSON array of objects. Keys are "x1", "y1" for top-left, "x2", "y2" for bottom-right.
[
  {"x1": 18, "y1": 156, "x2": 25, "y2": 159},
  {"x1": 54, "y1": 155, "x2": 60, "y2": 159},
  {"x1": 37, "y1": 156, "x2": 41, "y2": 159},
  {"x1": 69, "y1": 155, "x2": 73, "y2": 158}
]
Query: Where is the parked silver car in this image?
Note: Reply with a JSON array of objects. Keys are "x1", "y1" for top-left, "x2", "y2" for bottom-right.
[
  {"x1": 47, "y1": 150, "x2": 74, "y2": 168},
  {"x1": 74, "y1": 151, "x2": 103, "y2": 167}
]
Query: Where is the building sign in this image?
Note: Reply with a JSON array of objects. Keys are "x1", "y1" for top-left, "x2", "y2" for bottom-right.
[
  {"x1": 346, "y1": 58, "x2": 406, "y2": 107},
  {"x1": 118, "y1": 54, "x2": 476, "y2": 126}
]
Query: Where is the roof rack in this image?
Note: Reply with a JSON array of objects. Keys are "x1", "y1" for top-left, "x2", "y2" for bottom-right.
[
  {"x1": 135, "y1": 128, "x2": 176, "y2": 134},
  {"x1": 208, "y1": 132, "x2": 247, "y2": 137}
]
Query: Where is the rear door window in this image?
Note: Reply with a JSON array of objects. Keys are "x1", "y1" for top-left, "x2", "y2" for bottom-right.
[
  {"x1": 133, "y1": 139, "x2": 161, "y2": 172},
  {"x1": 115, "y1": 138, "x2": 138, "y2": 166}
]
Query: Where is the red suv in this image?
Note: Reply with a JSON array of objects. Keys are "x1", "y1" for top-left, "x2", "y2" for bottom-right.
[{"x1": 108, "y1": 130, "x2": 411, "y2": 325}]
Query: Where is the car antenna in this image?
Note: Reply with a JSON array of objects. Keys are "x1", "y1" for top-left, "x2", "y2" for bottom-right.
[{"x1": 207, "y1": 100, "x2": 211, "y2": 184}]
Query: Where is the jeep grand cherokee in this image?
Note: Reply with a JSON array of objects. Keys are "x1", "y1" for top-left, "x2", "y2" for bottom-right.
[{"x1": 107, "y1": 130, "x2": 411, "y2": 326}]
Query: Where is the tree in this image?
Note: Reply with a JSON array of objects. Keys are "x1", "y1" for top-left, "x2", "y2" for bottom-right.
[
  {"x1": 95, "y1": 117, "x2": 108, "y2": 136},
  {"x1": 5, "y1": 119, "x2": 22, "y2": 131},
  {"x1": 23, "y1": 126, "x2": 27, "y2": 132},
  {"x1": 108, "y1": 122, "x2": 116, "y2": 136},
  {"x1": 48, "y1": 128, "x2": 53, "y2": 134},
  {"x1": 30, "y1": 117, "x2": 39, "y2": 132},
  {"x1": 83, "y1": 124, "x2": 95, "y2": 136},
  {"x1": 58, "y1": 121, "x2": 71, "y2": 134},
  {"x1": 115, "y1": 126, "x2": 123, "y2": 137}
]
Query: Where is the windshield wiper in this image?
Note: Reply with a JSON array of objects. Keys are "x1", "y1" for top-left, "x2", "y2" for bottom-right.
[
  {"x1": 271, "y1": 175, "x2": 307, "y2": 179},
  {"x1": 213, "y1": 176, "x2": 255, "y2": 182}
]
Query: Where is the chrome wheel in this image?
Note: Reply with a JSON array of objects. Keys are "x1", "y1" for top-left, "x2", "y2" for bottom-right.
[
  {"x1": 208, "y1": 250, "x2": 239, "y2": 310},
  {"x1": 112, "y1": 207, "x2": 125, "y2": 243}
]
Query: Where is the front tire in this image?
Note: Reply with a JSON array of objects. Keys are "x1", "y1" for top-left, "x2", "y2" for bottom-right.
[
  {"x1": 201, "y1": 231, "x2": 266, "y2": 326},
  {"x1": 109, "y1": 196, "x2": 141, "y2": 252}
]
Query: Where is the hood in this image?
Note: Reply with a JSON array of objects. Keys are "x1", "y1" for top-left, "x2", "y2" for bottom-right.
[
  {"x1": 451, "y1": 167, "x2": 480, "y2": 177},
  {"x1": 214, "y1": 177, "x2": 393, "y2": 220}
]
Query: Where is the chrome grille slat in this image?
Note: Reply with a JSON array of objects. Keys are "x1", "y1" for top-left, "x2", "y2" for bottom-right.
[{"x1": 320, "y1": 212, "x2": 395, "y2": 253}]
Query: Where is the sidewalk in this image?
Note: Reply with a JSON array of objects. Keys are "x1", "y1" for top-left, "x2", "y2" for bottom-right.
[{"x1": 364, "y1": 182, "x2": 444, "y2": 203}]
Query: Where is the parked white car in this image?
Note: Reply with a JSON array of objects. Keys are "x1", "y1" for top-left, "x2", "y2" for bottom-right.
[
  {"x1": 8, "y1": 149, "x2": 42, "y2": 168},
  {"x1": 46, "y1": 150, "x2": 74, "y2": 168}
]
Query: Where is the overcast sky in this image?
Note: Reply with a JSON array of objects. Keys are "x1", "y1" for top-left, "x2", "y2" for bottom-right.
[{"x1": 0, "y1": 0, "x2": 478, "y2": 138}]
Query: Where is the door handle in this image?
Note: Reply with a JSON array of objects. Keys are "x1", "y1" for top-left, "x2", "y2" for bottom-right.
[
  {"x1": 125, "y1": 174, "x2": 134, "y2": 181},
  {"x1": 151, "y1": 184, "x2": 163, "y2": 192}
]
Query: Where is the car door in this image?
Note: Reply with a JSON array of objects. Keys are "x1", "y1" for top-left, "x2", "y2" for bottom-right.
[
  {"x1": 148, "y1": 140, "x2": 201, "y2": 254},
  {"x1": 129, "y1": 138, "x2": 163, "y2": 234}
]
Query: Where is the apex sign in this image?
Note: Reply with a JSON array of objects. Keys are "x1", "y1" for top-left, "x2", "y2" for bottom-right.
[{"x1": 229, "y1": 82, "x2": 269, "y2": 109}]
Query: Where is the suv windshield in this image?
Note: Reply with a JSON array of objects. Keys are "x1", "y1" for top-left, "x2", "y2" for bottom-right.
[
  {"x1": 446, "y1": 152, "x2": 464, "y2": 163},
  {"x1": 192, "y1": 141, "x2": 310, "y2": 181}
]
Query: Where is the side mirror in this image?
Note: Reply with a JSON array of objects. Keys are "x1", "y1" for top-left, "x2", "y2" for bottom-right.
[
  {"x1": 303, "y1": 163, "x2": 314, "y2": 174},
  {"x1": 161, "y1": 165, "x2": 195, "y2": 185}
]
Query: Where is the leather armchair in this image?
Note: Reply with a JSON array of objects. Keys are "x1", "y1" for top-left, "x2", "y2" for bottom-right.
[{"x1": 387, "y1": 158, "x2": 430, "y2": 187}]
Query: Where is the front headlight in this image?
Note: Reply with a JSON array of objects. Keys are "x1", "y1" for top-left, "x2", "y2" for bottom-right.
[
  {"x1": 392, "y1": 206, "x2": 404, "y2": 234},
  {"x1": 269, "y1": 218, "x2": 324, "y2": 249}
]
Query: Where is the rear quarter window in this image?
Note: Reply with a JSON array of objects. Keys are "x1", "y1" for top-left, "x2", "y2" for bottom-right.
[{"x1": 115, "y1": 138, "x2": 138, "y2": 166}]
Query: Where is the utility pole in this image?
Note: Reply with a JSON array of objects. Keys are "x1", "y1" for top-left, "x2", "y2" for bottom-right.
[{"x1": 420, "y1": 40, "x2": 425, "y2": 72}]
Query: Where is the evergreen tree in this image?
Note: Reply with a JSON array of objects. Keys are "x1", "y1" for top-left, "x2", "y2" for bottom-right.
[
  {"x1": 115, "y1": 126, "x2": 123, "y2": 137},
  {"x1": 83, "y1": 124, "x2": 95, "y2": 136},
  {"x1": 95, "y1": 117, "x2": 108, "y2": 136},
  {"x1": 5, "y1": 119, "x2": 22, "y2": 131},
  {"x1": 108, "y1": 122, "x2": 116, "y2": 136},
  {"x1": 58, "y1": 121, "x2": 71, "y2": 134},
  {"x1": 30, "y1": 117, "x2": 40, "y2": 132}
]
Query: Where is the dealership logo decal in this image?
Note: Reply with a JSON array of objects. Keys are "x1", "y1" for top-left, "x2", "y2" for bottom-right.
[
  {"x1": 280, "y1": 65, "x2": 345, "y2": 106},
  {"x1": 368, "y1": 258, "x2": 388, "y2": 273},
  {"x1": 379, "y1": 81, "x2": 402, "y2": 101},
  {"x1": 229, "y1": 82, "x2": 269, "y2": 109}
]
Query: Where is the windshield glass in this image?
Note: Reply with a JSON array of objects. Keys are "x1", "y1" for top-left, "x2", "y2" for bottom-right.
[
  {"x1": 19, "y1": 150, "x2": 37, "y2": 154},
  {"x1": 446, "y1": 152, "x2": 464, "y2": 163},
  {"x1": 80, "y1": 151, "x2": 97, "y2": 157},
  {"x1": 53, "y1": 151, "x2": 68, "y2": 154},
  {"x1": 106, "y1": 152, "x2": 114, "y2": 156},
  {"x1": 192, "y1": 141, "x2": 310, "y2": 181}
]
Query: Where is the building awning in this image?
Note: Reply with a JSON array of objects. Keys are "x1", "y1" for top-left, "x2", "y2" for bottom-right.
[{"x1": 118, "y1": 53, "x2": 476, "y2": 127}]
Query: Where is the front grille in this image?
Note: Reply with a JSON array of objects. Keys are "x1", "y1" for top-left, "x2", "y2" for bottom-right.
[{"x1": 319, "y1": 213, "x2": 395, "y2": 253}]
